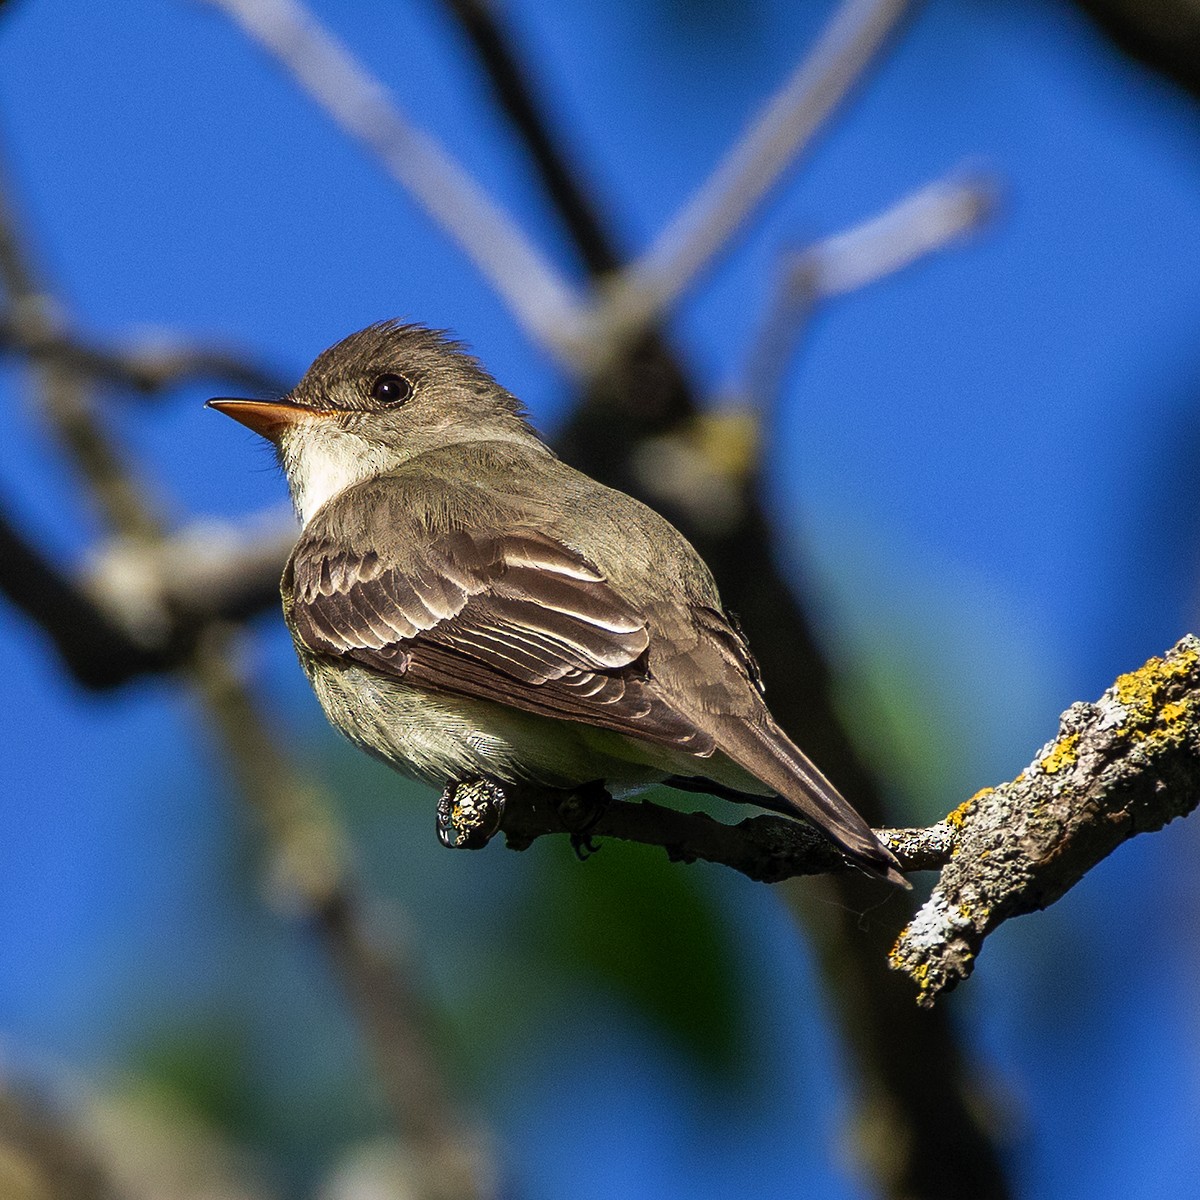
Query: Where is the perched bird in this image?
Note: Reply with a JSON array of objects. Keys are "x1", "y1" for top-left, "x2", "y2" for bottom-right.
[{"x1": 209, "y1": 321, "x2": 902, "y2": 884}]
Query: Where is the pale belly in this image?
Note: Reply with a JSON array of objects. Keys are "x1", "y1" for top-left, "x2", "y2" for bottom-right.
[{"x1": 306, "y1": 657, "x2": 678, "y2": 796}]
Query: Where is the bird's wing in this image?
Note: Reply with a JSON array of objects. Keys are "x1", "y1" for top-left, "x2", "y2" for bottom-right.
[
  {"x1": 287, "y1": 524, "x2": 715, "y2": 753},
  {"x1": 287, "y1": 477, "x2": 900, "y2": 883}
]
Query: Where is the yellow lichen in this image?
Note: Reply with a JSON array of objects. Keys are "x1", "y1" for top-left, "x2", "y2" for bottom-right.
[
  {"x1": 947, "y1": 792, "x2": 987, "y2": 830},
  {"x1": 887, "y1": 934, "x2": 908, "y2": 970},
  {"x1": 1112, "y1": 644, "x2": 1198, "y2": 743},
  {"x1": 1040, "y1": 732, "x2": 1080, "y2": 774}
]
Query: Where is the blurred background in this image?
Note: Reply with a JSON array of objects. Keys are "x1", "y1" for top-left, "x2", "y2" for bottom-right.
[{"x1": 1, "y1": 0, "x2": 1199, "y2": 1197}]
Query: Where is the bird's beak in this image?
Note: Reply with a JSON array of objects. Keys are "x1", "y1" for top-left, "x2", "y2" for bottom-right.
[{"x1": 206, "y1": 397, "x2": 334, "y2": 442}]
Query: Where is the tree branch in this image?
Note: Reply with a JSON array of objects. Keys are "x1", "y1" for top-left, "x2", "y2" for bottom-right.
[
  {"x1": 0, "y1": 315, "x2": 286, "y2": 397},
  {"x1": 579, "y1": 0, "x2": 914, "y2": 370},
  {"x1": 491, "y1": 784, "x2": 953, "y2": 880},
  {"x1": 890, "y1": 633, "x2": 1200, "y2": 1005},
  {"x1": 203, "y1": 0, "x2": 589, "y2": 366},
  {"x1": 453, "y1": 636, "x2": 1200, "y2": 1013}
]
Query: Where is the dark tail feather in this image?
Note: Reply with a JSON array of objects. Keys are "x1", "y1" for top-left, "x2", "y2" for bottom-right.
[{"x1": 715, "y1": 720, "x2": 907, "y2": 887}]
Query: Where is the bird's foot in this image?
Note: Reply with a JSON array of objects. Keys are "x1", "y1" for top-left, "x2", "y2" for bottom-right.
[
  {"x1": 436, "y1": 778, "x2": 507, "y2": 850},
  {"x1": 553, "y1": 780, "x2": 611, "y2": 860}
]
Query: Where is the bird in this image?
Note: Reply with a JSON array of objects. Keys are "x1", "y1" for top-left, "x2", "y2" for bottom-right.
[{"x1": 208, "y1": 321, "x2": 903, "y2": 884}]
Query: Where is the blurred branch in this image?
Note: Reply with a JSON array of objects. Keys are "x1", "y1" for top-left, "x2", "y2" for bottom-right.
[
  {"x1": 891, "y1": 633, "x2": 1200, "y2": 1005},
  {"x1": 85, "y1": 512, "x2": 296, "y2": 636},
  {"x1": 440, "y1": 0, "x2": 620, "y2": 276},
  {"x1": 0, "y1": 156, "x2": 161, "y2": 541},
  {"x1": 0, "y1": 140, "x2": 491, "y2": 1200},
  {"x1": 1071, "y1": 0, "x2": 1200, "y2": 101},
  {"x1": 0, "y1": 1085, "x2": 125, "y2": 1200},
  {"x1": 742, "y1": 170, "x2": 995, "y2": 412},
  {"x1": 189, "y1": 644, "x2": 491, "y2": 1200},
  {"x1": 0, "y1": 505, "x2": 177, "y2": 687},
  {"x1": 0, "y1": 316, "x2": 286, "y2": 396},
  {"x1": 0, "y1": 508, "x2": 292, "y2": 689},
  {"x1": 627, "y1": 172, "x2": 995, "y2": 533},
  {"x1": 203, "y1": 0, "x2": 589, "y2": 366},
  {"x1": 580, "y1": 0, "x2": 914, "y2": 370},
  {"x1": 210, "y1": 0, "x2": 912, "y2": 375}
]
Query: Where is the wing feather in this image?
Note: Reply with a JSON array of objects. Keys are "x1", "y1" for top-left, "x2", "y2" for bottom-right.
[{"x1": 287, "y1": 524, "x2": 710, "y2": 749}]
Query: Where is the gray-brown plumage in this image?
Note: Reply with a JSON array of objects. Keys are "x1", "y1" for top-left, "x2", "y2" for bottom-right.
[{"x1": 209, "y1": 321, "x2": 903, "y2": 884}]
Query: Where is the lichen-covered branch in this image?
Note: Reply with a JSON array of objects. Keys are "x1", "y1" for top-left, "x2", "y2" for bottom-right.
[
  {"x1": 476, "y1": 781, "x2": 950, "y2": 882},
  {"x1": 445, "y1": 637, "x2": 1200, "y2": 1013},
  {"x1": 891, "y1": 634, "x2": 1200, "y2": 1005}
]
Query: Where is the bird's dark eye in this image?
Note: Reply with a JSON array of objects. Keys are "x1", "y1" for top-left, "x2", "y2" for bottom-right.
[{"x1": 369, "y1": 373, "x2": 413, "y2": 406}]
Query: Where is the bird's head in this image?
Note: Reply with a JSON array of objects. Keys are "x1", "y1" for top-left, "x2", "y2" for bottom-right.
[{"x1": 208, "y1": 321, "x2": 538, "y2": 525}]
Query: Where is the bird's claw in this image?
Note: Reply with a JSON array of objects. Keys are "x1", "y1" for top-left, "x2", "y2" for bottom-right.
[{"x1": 555, "y1": 781, "x2": 610, "y2": 860}]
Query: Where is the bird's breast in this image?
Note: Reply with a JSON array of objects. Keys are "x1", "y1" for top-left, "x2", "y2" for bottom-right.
[{"x1": 301, "y1": 652, "x2": 671, "y2": 795}]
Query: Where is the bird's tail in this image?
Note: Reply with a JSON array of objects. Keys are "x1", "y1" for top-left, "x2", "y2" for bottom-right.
[{"x1": 718, "y1": 720, "x2": 907, "y2": 887}]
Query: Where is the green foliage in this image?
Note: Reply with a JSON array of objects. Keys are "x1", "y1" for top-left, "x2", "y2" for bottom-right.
[
  {"x1": 129, "y1": 1022, "x2": 263, "y2": 1139},
  {"x1": 511, "y1": 827, "x2": 748, "y2": 1081}
]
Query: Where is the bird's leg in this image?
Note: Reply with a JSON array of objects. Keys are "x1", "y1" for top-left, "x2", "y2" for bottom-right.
[
  {"x1": 436, "y1": 778, "x2": 508, "y2": 849},
  {"x1": 553, "y1": 780, "x2": 612, "y2": 860}
]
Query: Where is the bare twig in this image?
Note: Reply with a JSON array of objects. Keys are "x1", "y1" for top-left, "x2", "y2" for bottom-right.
[
  {"x1": 440, "y1": 0, "x2": 620, "y2": 276},
  {"x1": 203, "y1": 0, "x2": 588, "y2": 366},
  {"x1": 743, "y1": 170, "x2": 996, "y2": 412},
  {"x1": 0, "y1": 316, "x2": 285, "y2": 397},
  {"x1": 484, "y1": 782, "x2": 952, "y2": 880},
  {"x1": 580, "y1": 0, "x2": 914, "y2": 369}
]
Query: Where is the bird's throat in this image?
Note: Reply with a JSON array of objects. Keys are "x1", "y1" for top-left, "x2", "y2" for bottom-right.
[{"x1": 280, "y1": 422, "x2": 390, "y2": 526}]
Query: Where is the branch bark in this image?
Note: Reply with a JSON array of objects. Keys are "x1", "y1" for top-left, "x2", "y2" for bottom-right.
[{"x1": 890, "y1": 633, "x2": 1200, "y2": 1005}]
